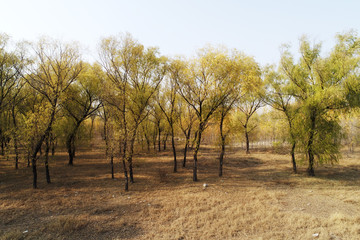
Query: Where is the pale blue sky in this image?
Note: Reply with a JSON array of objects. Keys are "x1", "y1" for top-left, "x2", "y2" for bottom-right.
[{"x1": 1, "y1": 0, "x2": 359, "y2": 65}]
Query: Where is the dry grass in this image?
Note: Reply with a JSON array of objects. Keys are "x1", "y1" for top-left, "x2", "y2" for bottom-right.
[{"x1": 1, "y1": 144, "x2": 360, "y2": 239}]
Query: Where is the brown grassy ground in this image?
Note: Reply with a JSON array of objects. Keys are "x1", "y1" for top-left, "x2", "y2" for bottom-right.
[{"x1": 1, "y1": 144, "x2": 360, "y2": 240}]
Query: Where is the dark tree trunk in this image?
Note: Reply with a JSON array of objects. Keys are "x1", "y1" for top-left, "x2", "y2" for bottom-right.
[
  {"x1": 291, "y1": 142, "x2": 297, "y2": 173},
  {"x1": 12, "y1": 113, "x2": 19, "y2": 169},
  {"x1": 128, "y1": 132, "x2": 137, "y2": 184},
  {"x1": 146, "y1": 137, "x2": 150, "y2": 152},
  {"x1": 67, "y1": 133, "x2": 75, "y2": 166},
  {"x1": 129, "y1": 159, "x2": 134, "y2": 183},
  {"x1": 31, "y1": 108, "x2": 56, "y2": 189},
  {"x1": 158, "y1": 122, "x2": 161, "y2": 152},
  {"x1": 219, "y1": 116, "x2": 226, "y2": 177},
  {"x1": 39, "y1": 143, "x2": 42, "y2": 156},
  {"x1": 45, "y1": 134, "x2": 51, "y2": 184},
  {"x1": 245, "y1": 129, "x2": 250, "y2": 154},
  {"x1": 122, "y1": 158, "x2": 128, "y2": 191},
  {"x1": 183, "y1": 128, "x2": 191, "y2": 168},
  {"x1": 110, "y1": 152, "x2": 114, "y2": 179},
  {"x1": 193, "y1": 128, "x2": 202, "y2": 182},
  {"x1": 171, "y1": 127, "x2": 177, "y2": 173},
  {"x1": 163, "y1": 133, "x2": 168, "y2": 150},
  {"x1": 50, "y1": 133, "x2": 56, "y2": 156},
  {"x1": 307, "y1": 111, "x2": 316, "y2": 176},
  {"x1": 67, "y1": 122, "x2": 81, "y2": 166},
  {"x1": 14, "y1": 143, "x2": 19, "y2": 169},
  {"x1": 32, "y1": 156, "x2": 37, "y2": 189},
  {"x1": 1, "y1": 138, "x2": 5, "y2": 156}
]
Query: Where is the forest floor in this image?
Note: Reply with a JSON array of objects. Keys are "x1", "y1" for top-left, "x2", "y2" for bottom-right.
[{"x1": 1, "y1": 144, "x2": 360, "y2": 240}]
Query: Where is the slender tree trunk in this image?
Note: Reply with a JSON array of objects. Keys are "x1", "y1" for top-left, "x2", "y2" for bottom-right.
[
  {"x1": 128, "y1": 130, "x2": 138, "y2": 184},
  {"x1": 1, "y1": 137, "x2": 5, "y2": 156},
  {"x1": 163, "y1": 133, "x2": 168, "y2": 150},
  {"x1": 12, "y1": 107, "x2": 19, "y2": 169},
  {"x1": 245, "y1": 129, "x2": 250, "y2": 154},
  {"x1": 67, "y1": 122, "x2": 81, "y2": 166},
  {"x1": 67, "y1": 133, "x2": 75, "y2": 166},
  {"x1": 291, "y1": 141, "x2": 297, "y2": 173},
  {"x1": 219, "y1": 116, "x2": 225, "y2": 177},
  {"x1": 110, "y1": 150, "x2": 114, "y2": 179},
  {"x1": 32, "y1": 156, "x2": 37, "y2": 188},
  {"x1": 193, "y1": 127, "x2": 202, "y2": 182},
  {"x1": 121, "y1": 88, "x2": 128, "y2": 190},
  {"x1": 183, "y1": 128, "x2": 191, "y2": 168},
  {"x1": 146, "y1": 137, "x2": 150, "y2": 152},
  {"x1": 122, "y1": 158, "x2": 128, "y2": 191},
  {"x1": 50, "y1": 133, "x2": 56, "y2": 156},
  {"x1": 171, "y1": 127, "x2": 177, "y2": 173},
  {"x1": 158, "y1": 122, "x2": 161, "y2": 152},
  {"x1": 307, "y1": 111, "x2": 316, "y2": 176},
  {"x1": 104, "y1": 114, "x2": 114, "y2": 179},
  {"x1": 45, "y1": 133, "x2": 51, "y2": 184},
  {"x1": 32, "y1": 106, "x2": 57, "y2": 189}
]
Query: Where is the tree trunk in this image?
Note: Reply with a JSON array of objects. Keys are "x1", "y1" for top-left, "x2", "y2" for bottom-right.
[
  {"x1": 291, "y1": 141, "x2": 297, "y2": 173},
  {"x1": 171, "y1": 127, "x2": 177, "y2": 173},
  {"x1": 110, "y1": 152, "x2": 114, "y2": 179},
  {"x1": 31, "y1": 107, "x2": 57, "y2": 189},
  {"x1": 219, "y1": 143, "x2": 225, "y2": 177},
  {"x1": 193, "y1": 127, "x2": 202, "y2": 182},
  {"x1": 12, "y1": 111, "x2": 19, "y2": 169},
  {"x1": 32, "y1": 156, "x2": 37, "y2": 189},
  {"x1": 67, "y1": 133, "x2": 75, "y2": 166},
  {"x1": 146, "y1": 138, "x2": 150, "y2": 152},
  {"x1": 219, "y1": 116, "x2": 225, "y2": 177},
  {"x1": 45, "y1": 134, "x2": 51, "y2": 184},
  {"x1": 144, "y1": 131, "x2": 150, "y2": 152},
  {"x1": 128, "y1": 131, "x2": 137, "y2": 184},
  {"x1": 183, "y1": 128, "x2": 191, "y2": 168},
  {"x1": 122, "y1": 158, "x2": 128, "y2": 191},
  {"x1": 50, "y1": 133, "x2": 56, "y2": 156},
  {"x1": 163, "y1": 133, "x2": 168, "y2": 150},
  {"x1": 11, "y1": 108, "x2": 18, "y2": 168},
  {"x1": 307, "y1": 111, "x2": 316, "y2": 176},
  {"x1": 1, "y1": 137, "x2": 5, "y2": 156},
  {"x1": 245, "y1": 130, "x2": 250, "y2": 154},
  {"x1": 158, "y1": 122, "x2": 161, "y2": 152},
  {"x1": 67, "y1": 122, "x2": 81, "y2": 166}
]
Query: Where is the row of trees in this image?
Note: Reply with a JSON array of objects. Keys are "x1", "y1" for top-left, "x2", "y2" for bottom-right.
[{"x1": 0, "y1": 31, "x2": 359, "y2": 190}]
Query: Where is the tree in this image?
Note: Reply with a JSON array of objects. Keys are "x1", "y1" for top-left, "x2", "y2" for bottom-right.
[
  {"x1": 23, "y1": 38, "x2": 83, "y2": 188},
  {"x1": 157, "y1": 60, "x2": 182, "y2": 172},
  {"x1": 61, "y1": 63, "x2": 101, "y2": 165},
  {"x1": 176, "y1": 47, "x2": 235, "y2": 181},
  {"x1": 99, "y1": 33, "x2": 166, "y2": 190},
  {"x1": 280, "y1": 33, "x2": 360, "y2": 176},
  {"x1": 265, "y1": 67, "x2": 300, "y2": 173},
  {"x1": 178, "y1": 97, "x2": 196, "y2": 168},
  {"x1": 0, "y1": 34, "x2": 26, "y2": 160},
  {"x1": 237, "y1": 58, "x2": 264, "y2": 154},
  {"x1": 217, "y1": 52, "x2": 261, "y2": 176}
]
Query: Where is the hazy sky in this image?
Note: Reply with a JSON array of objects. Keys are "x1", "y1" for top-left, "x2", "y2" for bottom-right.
[{"x1": 1, "y1": 0, "x2": 359, "y2": 65}]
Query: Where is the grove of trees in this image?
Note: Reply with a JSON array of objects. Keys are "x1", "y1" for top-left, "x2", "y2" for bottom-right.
[{"x1": 1, "y1": 31, "x2": 359, "y2": 190}]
